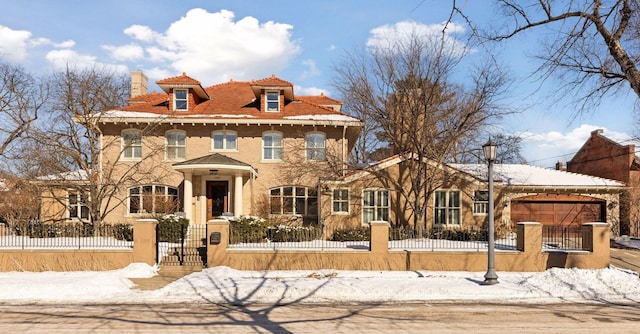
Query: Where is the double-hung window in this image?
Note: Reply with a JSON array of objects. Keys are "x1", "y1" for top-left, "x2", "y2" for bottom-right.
[
  {"x1": 434, "y1": 190, "x2": 461, "y2": 225},
  {"x1": 122, "y1": 129, "x2": 142, "y2": 159},
  {"x1": 129, "y1": 185, "x2": 179, "y2": 215},
  {"x1": 362, "y1": 189, "x2": 389, "y2": 224},
  {"x1": 262, "y1": 132, "x2": 283, "y2": 161},
  {"x1": 332, "y1": 189, "x2": 349, "y2": 214},
  {"x1": 166, "y1": 130, "x2": 186, "y2": 160},
  {"x1": 266, "y1": 91, "x2": 280, "y2": 112},
  {"x1": 269, "y1": 186, "x2": 317, "y2": 216},
  {"x1": 212, "y1": 130, "x2": 237, "y2": 151},
  {"x1": 306, "y1": 132, "x2": 325, "y2": 161},
  {"x1": 174, "y1": 89, "x2": 188, "y2": 111},
  {"x1": 473, "y1": 190, "x2": 489, "y2": 215},
  {"x1": 68, "y1": 191, "x2": 89, "y2": 220}
]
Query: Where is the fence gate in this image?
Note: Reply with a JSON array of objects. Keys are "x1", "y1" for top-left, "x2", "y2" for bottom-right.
[{"x1": 156, "y1": 224, "x2": 207, "y2": 266}]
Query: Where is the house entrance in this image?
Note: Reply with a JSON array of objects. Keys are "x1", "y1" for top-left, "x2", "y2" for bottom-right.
[{"x1": 206, "y1": 181, "x2": 228, "y2": 220}]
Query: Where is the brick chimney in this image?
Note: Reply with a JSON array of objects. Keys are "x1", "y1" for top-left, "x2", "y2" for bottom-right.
[
  {"x1": 130, "y1": 70, "x2": 148, "y2": 98},
  {"x1": 555, "y1": 161, "x2": 564, "y2": 171}
]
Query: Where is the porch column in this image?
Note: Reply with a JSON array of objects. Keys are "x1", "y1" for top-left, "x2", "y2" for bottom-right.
[
  {"x1": 183, "y1": 172, "x2": 193, "y2": 223},
  {"x1": 234, "y1": 174, "x2": 243, "y2": 215}
]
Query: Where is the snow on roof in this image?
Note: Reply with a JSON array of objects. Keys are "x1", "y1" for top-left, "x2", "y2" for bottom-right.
[
  {"x1": 284, "y1": 114, "x2": 361, "y2": 122},
  {"x1": 37, "y1": 170, "x2": 89, "y2": 182},
  {"x1": 450, "y1": 164, "x2": 624, "y2": 187},
  {"x1": 100, "y1": 110, "x2": 259, "y2": 119}
]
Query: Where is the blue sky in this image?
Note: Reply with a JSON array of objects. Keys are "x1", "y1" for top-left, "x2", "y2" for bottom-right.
[{"x1": 0, "y1": 0, "x2": 636, "y2": 167}]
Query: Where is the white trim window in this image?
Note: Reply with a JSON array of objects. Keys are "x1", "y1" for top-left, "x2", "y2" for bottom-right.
[
  {"x1": 262, "y1": 131, "x2": 283, "y2": 161},
  {"x1": 174, "y1": 89, "x2": 188, "y2": 111},
  {"x1": 362, "y1": 189, "x2": 389, "y2": 224},
  {"x1": 473, "y1": 190, "x2": 489, "y2": 215},
  {"x1": 129, "y1": 185, "x2": 179, "y2": 215},
  {"x1": 122, "y1": 129, "x2": 142, "y2": 160},
  {"x1": 434, "y1": 190, "x2": 461, "y2": 225},
  {"x1": 332, "y1": 188, "x2": 349, "y2": 214},
  {"x1": 266, "y1": 91, "x2": 280, "y2": 112},
  {"x1": 305, "y1": 132, "x2": 325, "y2": 161},
  {"x1": 68, "y1": 191, "x2": 89, "y2": 220},
  {"x1": 166, "y1": 130, "x2": 186, "y2": 160},
  {"x1": 269, "y1": 186, "x2": 317, "y2": 216},
  {"x1": 211, "y1": 130, "x2": 237, "y2": 151}
]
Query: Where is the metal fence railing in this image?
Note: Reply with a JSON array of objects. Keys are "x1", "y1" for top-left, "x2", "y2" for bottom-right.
[
  {"x1": 228, "y1": 224, "x2": 370, "y2": 250},
  {"x1": 388, "y1": 227, "x2": 517, "y2": 251},
  {"x1": 542, "y1": 225, "x2": 584, "y2": 251},
  {"x1": 0, "y1": 222, "x2": 134, "y2": 249}
]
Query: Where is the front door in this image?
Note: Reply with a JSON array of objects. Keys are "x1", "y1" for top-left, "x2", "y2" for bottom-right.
[{"x1": 206, "y1": 181, "x2": 228, "y2": 220}]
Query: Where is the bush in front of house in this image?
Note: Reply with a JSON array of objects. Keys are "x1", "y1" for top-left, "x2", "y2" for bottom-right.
[
  {"x1": 267, "y1": 225, "x2": 322, "y2": 242},
  {"x1": 429, "y1": 228, "x2": 488, "y2": 241},
  {"x1": 14, "y1": 221, "x2": 94, "y2": 238},
  {"x1": 330, "y1": 227, "x2": 370, "y2": 241},
  {"x1": 229, "y1": 215, "x2": 269, "y2": 243},
  {"x1": 109, "y1": 223, "x2": 133, "y2": 241},
  {"x1": 157, "y1": 214, "x2": 189, "y2": 243}
]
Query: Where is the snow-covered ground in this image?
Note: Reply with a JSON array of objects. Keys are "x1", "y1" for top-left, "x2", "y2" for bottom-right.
[{"x1": 0, "y1": 237, "x2": 637, "y2": 305}]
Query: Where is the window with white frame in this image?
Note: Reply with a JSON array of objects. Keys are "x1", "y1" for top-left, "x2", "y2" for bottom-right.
[
  {"x1": 211, "y1": 130, "x2": 237, "y2": 151},
  {"x1": 266, "y1": 91, "x2": 280, "y2": 112},
  {"x1": 305, "y1": 132, "x2": 325, "y2": 161},
  {"x1": 434, "y1": 190, "x2": 461, "y2": 225},
  {"x1": 128, "y1": 185, "x2": 179, "y2": 215},
  {"x1": 473, "y1": 190, "x2": 489, "y2": 215},
  {"x1": 68, "y1": 191, "x2": 89, "y2": 220},
  {"x1": 122, "y1": 129, "x2": 142, "y2": 159},
  {"x1": 174, "y1": 89, "x2": 188, "y2": 111},
  {"x1": 262, "y1": 131, "x2": 283, "y2": 160},
  {"x1": 362, "y1": 189, "x2": 389, "y2": 224},
  {"x1": 269, "y1": 186, "x2": 317, "y2": 216},
  {"x1": 166, "y1": 130, "x2": 186, "y2": 160},
  {"x1": 332, "y1": 188, "x2": 349, "y2": 213}
]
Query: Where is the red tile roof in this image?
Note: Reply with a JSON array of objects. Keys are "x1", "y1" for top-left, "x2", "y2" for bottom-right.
[
  {"x1": 156, "y1": 72, "x2": 201, "y2": 85},
  {"x1": 250, "y1": 74, "x2": 293, "y2": 87}
]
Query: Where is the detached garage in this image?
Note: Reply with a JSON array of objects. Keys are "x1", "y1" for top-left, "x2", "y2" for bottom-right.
[{"x1": 511, "y1": 194, "x2": 604, "y2": 227}]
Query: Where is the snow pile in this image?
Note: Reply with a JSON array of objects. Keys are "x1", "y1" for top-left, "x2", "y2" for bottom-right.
[{"x1": 0, "y1": 264, "x2": 638, "y2": 305}]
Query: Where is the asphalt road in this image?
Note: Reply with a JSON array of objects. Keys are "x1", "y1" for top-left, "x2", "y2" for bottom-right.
[
  {"x1": 0, "y1": 302, "x2": 638, "y2": 333},
  {"x1": 610, "y1": 247, "x2": 640, "y2": 273}
]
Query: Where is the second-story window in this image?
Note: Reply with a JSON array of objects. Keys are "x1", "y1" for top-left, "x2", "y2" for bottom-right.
[
  {"x1": 212, "y1": 130, "x2": 237, "y2": 151},
  {"x1": 174, "y1": 89, "x2": 188, "y2": 111},
  {"x1": 266, "y1": 91, "x2": 280, "y2": 112},
  {"x1": 263, "y1": 131, "x2": 283, "y2": 161},
  {"x1": 306, "y1": 132, "x2": 325, "y2": 161},
  {"x1": 122, "y1": 129, "x2": 142, "y2": 160},
  {"x1": 166, "y1": 130, "x2": 186, "y2": 160}
]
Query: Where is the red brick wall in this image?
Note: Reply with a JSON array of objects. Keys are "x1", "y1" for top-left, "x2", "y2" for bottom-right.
[{"x1": 567, "y1": 130, "x2": 634, "y2": 183}]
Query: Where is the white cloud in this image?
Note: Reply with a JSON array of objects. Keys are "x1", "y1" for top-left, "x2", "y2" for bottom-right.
[
  {"x1": 299, "y1": 59, "x2": 320, "y2": 80},
  {"x1": 45, "y1": 49, "x2": 128, "y2": 73},
  {"x1": 102, "y1": 44, "x2": 144, "y2": 61},
  {"x1": 367, "y1": 20, "x2": 469, "y2": 56},
  {"x1": 54, "y1": 40, "x2": 76, "y2": 48},
  {"x1": 0, "y1": 25, "x2": 32, "y2": 63},
  {"x1": 118, "y1": 8, "x2": 301, "y2": 85},
  {"x1": 295, "y1": 85, "x2": 327, "y2": 96},
  {"x1": 520, "y1": 124, "x2": 635, "y2": 167}
]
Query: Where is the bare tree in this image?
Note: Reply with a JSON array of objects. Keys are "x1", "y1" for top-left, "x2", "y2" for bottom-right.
[
  {"x1": 0, "y1": 171, "x2": 39, "y2": 228},
  {"x1": 453, "y1": 0, "x2": 640, "y2": 112},
  {"x1": 333, "y1": 29, "x2": 510, "y2": 228},
  {"x1": 0, "y1": 63, "x2": 48, "y2": 158},
  {"x1": 26, "y1": 65, "x2": 172, "y2": 229}
]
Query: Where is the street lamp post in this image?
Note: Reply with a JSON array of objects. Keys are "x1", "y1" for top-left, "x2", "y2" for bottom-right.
[{"x1": 482, "y1": 139, "x2": 499, "y2": 285}]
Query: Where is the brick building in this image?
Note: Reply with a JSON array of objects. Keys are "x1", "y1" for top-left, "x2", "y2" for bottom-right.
[{"x1": 567, "y1": 129, "x2": 640, "y2": 236}]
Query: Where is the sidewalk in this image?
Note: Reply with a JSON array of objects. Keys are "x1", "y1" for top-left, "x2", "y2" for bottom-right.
[{"x1": 130, "y1": 266, "x2": 202, "y2": 290}]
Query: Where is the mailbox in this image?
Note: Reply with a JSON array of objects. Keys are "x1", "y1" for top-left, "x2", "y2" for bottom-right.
[{"x1": 209, "y1": 231, "x2": 221, "y2": 245}]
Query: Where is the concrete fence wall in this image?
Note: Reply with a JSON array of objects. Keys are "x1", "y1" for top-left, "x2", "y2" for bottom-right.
[{"x1": 206, "y1": 220, "x2": 610, "y2": 272}]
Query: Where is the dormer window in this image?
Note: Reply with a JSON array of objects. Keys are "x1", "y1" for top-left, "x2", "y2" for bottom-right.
[
  {"x1": 266, "y1": 91, "x2": 280, "y2": 112},
  {"x1": 174, "y1": 89, "x2": 188, "y2": 111}
]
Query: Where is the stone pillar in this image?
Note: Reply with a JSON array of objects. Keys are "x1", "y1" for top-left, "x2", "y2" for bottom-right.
[
  {"x1": 133, "y1": 219, "x2": 157, "y2": 265},
  {"x1": 234, "y1": 174, "x2": 243, "y2": 215},
  {"x1": 183, "y1": 172, "x2": 193, "y2": 223},
  {"x1": 207, "y1": 219, "x2": 230, "y2": 268},
  {"x1": 369, "y1": 221, "x2": 389, "y2": 254},
  {"x1": 582, "y1": 222, "x2": 610, "y2": 268},
  {"x1": 517, "y1": 222, "x2": 542, "y2": 253}
]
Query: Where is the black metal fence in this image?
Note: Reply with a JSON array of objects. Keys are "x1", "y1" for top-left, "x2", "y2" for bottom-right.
[
  {"x1": 0, "y1": 222, "x2": 133, "y2": 249},
  {"x1": 542, "y1": 225, "x2": 584, "y2": 251},
  {"x1": 388, "y1": 226, "x2": 517, "y2": 251},
  {"x1": 157, "y1": 223, "x2": 207, "y2": 266}
]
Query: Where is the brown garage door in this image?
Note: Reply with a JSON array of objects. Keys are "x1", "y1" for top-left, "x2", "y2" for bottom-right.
[{"x1": 511, "y1": 194, "x2": 604, "y2": 227}]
